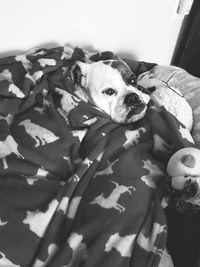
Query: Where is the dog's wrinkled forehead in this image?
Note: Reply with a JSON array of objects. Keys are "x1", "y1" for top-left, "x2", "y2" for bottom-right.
[{"x1": 103, "y1": 60, "x2": 137, "y2": 85}]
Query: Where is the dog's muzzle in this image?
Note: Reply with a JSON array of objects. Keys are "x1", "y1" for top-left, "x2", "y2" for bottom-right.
[
  {"x1": 124, "y1": 93, "x2": 146, "y2": 120},
  {"x1": 124, "y1": 93, "x2": 140, "y2": 107}
]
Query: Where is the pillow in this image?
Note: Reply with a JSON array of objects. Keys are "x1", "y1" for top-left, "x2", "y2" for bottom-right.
[{"x1": 141, "y1": 65, "x2": 200, "y2": 147}]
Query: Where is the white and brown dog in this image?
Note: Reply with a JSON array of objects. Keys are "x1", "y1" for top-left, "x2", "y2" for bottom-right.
[
  {"x1": 71, "y1": 59, "x2": 150, "y2": 124},
  {"x1": 70, "y1": 59, "x2": 193, "y2": 129}
]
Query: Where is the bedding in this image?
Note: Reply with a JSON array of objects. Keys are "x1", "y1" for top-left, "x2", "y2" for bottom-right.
[
  {"x1": 0, "y1": 46, "x2": 196, "y2": 267},
  {"x1": 140, "y1": 65, "x2": 200, "y2": 147}
]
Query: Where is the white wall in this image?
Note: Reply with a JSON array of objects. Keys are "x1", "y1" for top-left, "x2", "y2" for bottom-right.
[{"x1": 0, "y1": 0, "x2": 183, "y2": 64}]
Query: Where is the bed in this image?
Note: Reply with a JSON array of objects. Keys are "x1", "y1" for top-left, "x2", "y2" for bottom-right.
[{"x1": 0, "y1": 45, "x2": 200, "y2": 267}]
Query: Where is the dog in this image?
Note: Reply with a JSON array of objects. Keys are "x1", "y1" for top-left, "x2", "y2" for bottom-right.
[
  {"x1": 70, "y1": 59, "x2": 151, "y2": 124},
  {"x1": 70, "y1": 58, "x2": 193, "y2": 130}
]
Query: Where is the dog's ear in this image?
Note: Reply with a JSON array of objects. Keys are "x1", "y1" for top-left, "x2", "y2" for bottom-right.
[{"x1": 70, "y1": 61, "x2": 90, "y2": 86}]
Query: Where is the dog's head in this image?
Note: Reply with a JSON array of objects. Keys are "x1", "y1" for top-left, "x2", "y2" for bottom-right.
[{"x1": 71, "y1": 59, "x2": 150, "y2": 124}]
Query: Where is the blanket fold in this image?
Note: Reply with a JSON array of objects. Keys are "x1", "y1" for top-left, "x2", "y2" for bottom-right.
[{"x1": 0, "y1": 46, "x2": 194, "y2": 267}]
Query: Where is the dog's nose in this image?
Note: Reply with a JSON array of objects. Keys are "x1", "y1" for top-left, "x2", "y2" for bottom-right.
[{"x1": 124, "y1": 93, "x2": 140, "y2": 107}]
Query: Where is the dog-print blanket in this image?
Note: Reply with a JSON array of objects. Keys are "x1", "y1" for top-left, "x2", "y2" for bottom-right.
[{"x1": 0, "y1": 46, "x2": 195, "y2": 267}]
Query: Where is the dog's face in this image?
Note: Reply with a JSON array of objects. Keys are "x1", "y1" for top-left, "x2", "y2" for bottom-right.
[{"x1": 72, "y1": 59, "x2": 150, "y2": 124}]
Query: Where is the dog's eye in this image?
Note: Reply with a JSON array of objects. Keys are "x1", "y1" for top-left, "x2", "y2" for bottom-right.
[
  {"x1": 127, "y1": 75, "x2": 136, "y2": 86},
  {"x1": 129, "y1": 79, "x2": 135, "y2": 85},
  {"x1": 103, "y1": 88, "x2": 116, "y2": 96}
]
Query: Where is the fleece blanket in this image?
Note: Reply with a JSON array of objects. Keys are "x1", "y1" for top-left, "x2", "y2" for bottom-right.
[{"x1": 0, "y1": 46, "x2": 195, "y2": 267}]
